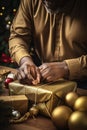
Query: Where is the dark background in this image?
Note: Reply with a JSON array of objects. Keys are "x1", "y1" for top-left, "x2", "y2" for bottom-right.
[{"x1": 0, "y1": 0, "x2": 20, "y2": 68}]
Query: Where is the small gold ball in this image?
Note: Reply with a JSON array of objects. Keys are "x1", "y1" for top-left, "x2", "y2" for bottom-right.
[
  {"x1": 52, "y1": 105, "x2": 73, "y2": 129},
  {"x1": 29, "y1": 105, "x2": 39, "y2": 116},
  {"x1": 74, "y1": 96, "x2": 87, "y2": 112},
  {"x1": 65, "y1": 92, "x2": 78, "y2": 108},
  {"x1": 68, "y1": 111, "x2": 87, "y2": 130}
]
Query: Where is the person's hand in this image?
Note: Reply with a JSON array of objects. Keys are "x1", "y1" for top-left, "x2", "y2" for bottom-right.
[
  {"x1": 16, "y1": 57, "x2": 41, "y2": 85},
  {"x1": 39, "y1": 61, "x2": 69, "y2": 82}
]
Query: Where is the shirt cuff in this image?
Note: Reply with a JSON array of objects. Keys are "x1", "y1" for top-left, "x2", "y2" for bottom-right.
[
  {"x1": 14, "y1": 50, "x2": 31, "y2": 65},
  {"x1": 65, "y1": 58, "x2": 81, "y2": 80}
]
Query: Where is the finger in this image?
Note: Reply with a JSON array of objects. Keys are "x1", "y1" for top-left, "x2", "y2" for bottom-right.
[
  {"x1": 16, "y1": 72, "x2": 22, "y2": 80},
  {"x1": 32, "y1": 68, "x2": 41, "y2": 85},
  {"x1": 39, "y1": 64, "x2": 48, "y2": 72},
  {"x1": 26, "y1": 65, "x2": 34, "y2": 80},
  {"x1": 24, "y1": 64, "x2": 30, "y2": 75},
  {"x1": 30, "y1": 65, "x2": 36, "y2": 79},
  {"x1": 46, "y1": 76, "x2": 53, "y2": 82},
  {"x1": 18, "y1": 68, "x2": 26, "y2": 79},
  {"x1": 17, "y1": 69, "x2": 26, "y2": 79},
  {"x1": 32, "y1": 79, "x2": 39, "y2": 85},
  {"x1": 27, "y1": 73, "x2": 34, "y2": 81},
  {"x1": 36, "y1": 68, "x2": 41, "y2": 83},
  {"x1": 41, "y1": 69, "x2": 50, "y2": 80}
]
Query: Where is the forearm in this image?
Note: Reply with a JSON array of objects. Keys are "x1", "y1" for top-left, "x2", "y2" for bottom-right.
[
  {"x1": 61, "y1": 61, "x2": 69, "y2": 79},
  {"x1": 19, "y1": 56, "x2": 35, "y2": 66}
]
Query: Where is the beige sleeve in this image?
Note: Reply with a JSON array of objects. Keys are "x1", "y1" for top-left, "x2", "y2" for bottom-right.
[
  {"x1": 9, "y1": 0, "x2": 33, "y2": 65},
  {"x1": 65, "y1": 55, "x2": 87, "y2": 80}
]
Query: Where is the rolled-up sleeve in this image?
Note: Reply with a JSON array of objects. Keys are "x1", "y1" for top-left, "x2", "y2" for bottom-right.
[{"x1": 65, "y1": 55, "x2": 87, "y2": 80}]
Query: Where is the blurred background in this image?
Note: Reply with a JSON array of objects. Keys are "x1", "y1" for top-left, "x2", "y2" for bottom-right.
[{"x1": 0, "y1": 0, "x2": 20, "y2": 68}]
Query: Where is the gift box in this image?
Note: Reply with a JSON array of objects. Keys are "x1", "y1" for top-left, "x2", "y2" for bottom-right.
[
  {"x1": 0, "y1": 95, "x2": 28, "y2": 115},
  {"x1": 9, "y1": 79, "x2": 77, "y2": 117},
  {"x1": 0, "y1": 66, "x2": 17, "y2": 74}
]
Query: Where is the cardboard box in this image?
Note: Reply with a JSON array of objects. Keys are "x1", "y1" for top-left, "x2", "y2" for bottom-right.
[{"x1": 0, "y1": 95, "x2": 28, "y2": 115}]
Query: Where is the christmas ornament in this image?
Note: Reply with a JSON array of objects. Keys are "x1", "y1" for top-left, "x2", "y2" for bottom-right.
[
  {"x1": 68, "y1": 111, "x2": 87, "y2": 130},
  {"x1": 74, "y1": 96, "x2": 87, "y2": 112},
  {"x1": 29, "y1": 104, "x2": 39, "y2": 117},
  {"x1": 6, "y1": 24, "x2": 10, "y2": 30},
  {"x1": 11, "y1": 109, "x2": 21, "y2": 120},
  {"x1": 4, "y1": 73, "x2": 15, "y2": 88},
  {"x1": 1, "y1": 53, "x2": 12, "y2": 63},
  {"x1": 29, "y1": 84, "x2": 39, "y2": 117},
  {"x1": 51, "y1": 105, "x2": 73, "y2": 129},
  {"x1": 5, "y1": 15, "x2": 11, "y2": 22},
  {"x1": 65, "y1": 92, "x2": 78, "y2": 109}
]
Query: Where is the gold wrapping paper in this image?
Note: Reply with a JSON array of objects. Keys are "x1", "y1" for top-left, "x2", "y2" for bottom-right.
[
  {"x1": 0, "y1": 66, "x2": 17, "y2": 77},
  {"x1": 0, "y1": 95, "x2": 28, "y2": 115},
  {"x1": 0, "y1": 66, "x2": 17, "y2": 74},
  {"x1": 9, "y1": 79, "x2": 77, "y2": 117}
]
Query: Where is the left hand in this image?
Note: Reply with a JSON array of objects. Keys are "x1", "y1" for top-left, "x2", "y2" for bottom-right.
[{"x1": 39, "y1": 61, "x2": 69, "y2": 82}]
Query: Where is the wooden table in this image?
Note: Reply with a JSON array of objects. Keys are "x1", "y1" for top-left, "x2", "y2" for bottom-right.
[{"x1": 0, "y1": 88, "x2": 87, "y2": 130}]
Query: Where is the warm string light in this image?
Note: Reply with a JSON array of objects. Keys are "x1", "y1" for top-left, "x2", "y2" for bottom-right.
[
  {"x1": 0, "y1": 12, "x2": 3, "y2": 16},
  {"x1": 0, "y1": 6, "x2": 17, "y2": 29},
  {"x1": 0, "y1": 6, "x2": 5, "y2": 16},
  {"x1": 2, "y1": 6, "x2": 5, "y2": 10},
  {"x1": 0, "y1": 6, "x2": 17, "y2": 17},
  {"x1": 0, "y1": 5, "x2": 17, "y2": 30},
  {"x1": 0, "y1": 2, "x2": 19, "y2": 67},
  {"x1": 13, "y1": 8, "x2": 17, "y2": 12},
  {"x1": 8, "y1": 21, "x2": 11, "y2": 25}
]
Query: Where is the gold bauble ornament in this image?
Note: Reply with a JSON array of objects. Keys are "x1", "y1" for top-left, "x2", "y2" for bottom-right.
[
  {"x1": 51, "y1": 105, "x2": 73, "y2": 129},
  {"x1": 74, "y1": 96, "x2": 87, "y2": 112},
  {"x1": 65, "y1": 92, "x2": 78, "y2": 108},
  {"x1": 29, "y1": 105, "x2": 39, "y2": 116},
  {"x1": 68, "y1": 111, "x2": 87, "y2": 130}
]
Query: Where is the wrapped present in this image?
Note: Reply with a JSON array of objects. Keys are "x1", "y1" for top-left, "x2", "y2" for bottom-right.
[
  {"x1": 0, "y1": 95, "x2": 28, "y2": 115},
  {"x1": 0, "y1": 66, "x2": 17, "y2": 84},
  {"x1": 0, "y1": 66, "x2": 17, "y2": 75},
  {"x1": 0, "y1": 66, "x2": 17, "y2": 90},
  {"x1": 9, "y1": 79, "x2": 77, "y2": 117}
]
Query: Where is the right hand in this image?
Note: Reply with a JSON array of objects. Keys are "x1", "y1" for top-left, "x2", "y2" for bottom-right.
[{"x1": 16, "y1": 57, "x2": 41, "y2": 85}]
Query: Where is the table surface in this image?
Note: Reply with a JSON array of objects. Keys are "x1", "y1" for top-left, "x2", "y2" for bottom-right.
[
  {"x1": 0, "y1": 116, "x2": 57, "y2": 130},
  {"x1": 0, "y1": 66, "x2": 87, "y2": 130},
  {"x1": 0, "y1": 88, "x2": 87, "y2": 130}
]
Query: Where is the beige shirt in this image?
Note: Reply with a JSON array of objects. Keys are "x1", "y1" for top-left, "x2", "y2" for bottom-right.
[{"x1": 9, "y1": 0, "x2": 87, "y2": 81}]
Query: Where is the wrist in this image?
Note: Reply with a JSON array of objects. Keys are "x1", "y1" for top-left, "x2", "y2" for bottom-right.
[
  {"x1": 19, "y1": 56, "x2": 35, "y2": 66},
  {"x1": 63, "y1": 62, "x2": 69, "y2": 79}
]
